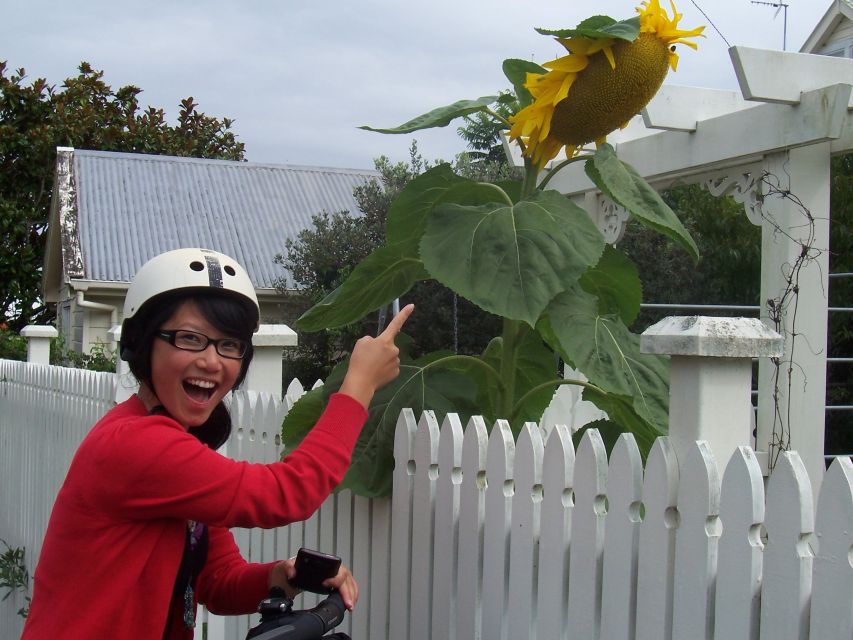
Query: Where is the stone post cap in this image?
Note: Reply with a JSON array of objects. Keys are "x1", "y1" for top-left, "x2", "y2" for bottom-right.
[
  {"x1": 20, "y1": 325, "x2": 59, "y2": 339},
  {"x1": 641, "y1": 316, "x2": 784, "y2": 358},
  {"x1": 252, "y1": 324, "x2": 298, "y2": 347}
]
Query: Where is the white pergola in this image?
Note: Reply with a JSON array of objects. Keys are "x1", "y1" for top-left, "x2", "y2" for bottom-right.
[{"x1": 535, "y1": 46, "x2": 853, "y2": 488}]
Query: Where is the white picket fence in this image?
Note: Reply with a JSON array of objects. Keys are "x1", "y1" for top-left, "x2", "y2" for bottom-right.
[{"x1": 1, "y1": 359, "x2": 852, "y2": 639}]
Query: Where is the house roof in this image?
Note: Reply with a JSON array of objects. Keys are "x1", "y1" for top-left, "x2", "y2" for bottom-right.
[
  {"x1": 800, "y1": 0, "x2": 853, "y2": 53},
  {"x1": 44, "y1": 148, "x2": 377, "y2": 300}
]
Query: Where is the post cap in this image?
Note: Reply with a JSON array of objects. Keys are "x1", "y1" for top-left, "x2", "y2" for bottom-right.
[
  {"x1": 641, "y1": 316, "x2": 783, "y2": 358},
  {"x1": 20, "y1": 325, "x2": 59, "y2": 339},
  {"x1": 252, "y1": 324, "x2": 298, "y2": 347}
]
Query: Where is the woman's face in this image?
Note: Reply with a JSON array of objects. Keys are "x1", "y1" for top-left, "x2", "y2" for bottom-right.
[{"x1": 149, "y1": 300, "x2": 243, "y2": 427}]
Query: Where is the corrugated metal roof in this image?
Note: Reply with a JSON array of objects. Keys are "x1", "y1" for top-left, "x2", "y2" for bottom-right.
[{"x1": 71, "y1": 149, "x2": 377, "y2": 289}]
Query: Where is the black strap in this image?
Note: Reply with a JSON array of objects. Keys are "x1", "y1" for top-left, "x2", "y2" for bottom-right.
[{"x1": 171, "y1": 522, "x2": 209, "y2": 602}]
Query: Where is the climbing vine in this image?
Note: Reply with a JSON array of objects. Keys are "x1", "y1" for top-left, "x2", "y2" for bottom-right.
[{"x1": 756, "y1": 170, "x2": 823, "y2": 470}]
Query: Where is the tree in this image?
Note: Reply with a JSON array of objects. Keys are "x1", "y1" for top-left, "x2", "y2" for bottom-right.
[
  {"x1": 0, "y1": 61, "x2": 245, "y2": 329},
  {"x1": 455, "y1": 91, "x2": 521, "y2": 183},
  {"x1": 619, "y1": 184, "x2": 762, "y2": 330}
]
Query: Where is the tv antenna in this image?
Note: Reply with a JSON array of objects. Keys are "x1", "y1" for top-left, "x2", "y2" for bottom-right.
[{"x1": 751, "y1": 1, "x2": 789, "y2": 50}]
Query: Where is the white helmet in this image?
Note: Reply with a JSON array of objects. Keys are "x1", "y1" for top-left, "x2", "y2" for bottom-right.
[{"x1": 123, "y1": 248, "x2": 260, "y2": 327}]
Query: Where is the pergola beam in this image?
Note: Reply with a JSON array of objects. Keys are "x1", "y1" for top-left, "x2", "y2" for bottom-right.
[{"x1": 731, "y1": 45, "x2": 853, "y2": 108}]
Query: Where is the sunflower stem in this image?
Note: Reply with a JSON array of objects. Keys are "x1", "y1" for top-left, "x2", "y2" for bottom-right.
[
  {"x1": 521, "y1": 160, "x2": 539, "y2": 199},
  {"x1": 498, "y1": 319, "x2": 529, "y2": 418}
]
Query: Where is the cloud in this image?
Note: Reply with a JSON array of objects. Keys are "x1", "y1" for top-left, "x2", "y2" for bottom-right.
[{"x1": 3, "y1": 0, "x2": 830, "y2": 168}]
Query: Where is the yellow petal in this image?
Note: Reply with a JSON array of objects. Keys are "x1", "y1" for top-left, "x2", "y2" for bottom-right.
[{"x1": 544, "y1": 55, "x2": 589, "y2": 73}]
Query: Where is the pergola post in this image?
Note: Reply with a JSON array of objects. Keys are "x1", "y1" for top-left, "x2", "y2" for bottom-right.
[{"x1": 757, "y1": 143, "x2": 833, "y2": 489}]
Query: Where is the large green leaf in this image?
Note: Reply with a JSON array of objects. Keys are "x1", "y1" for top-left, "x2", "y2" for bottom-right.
[
  {"x1": 386, "y1": 164, "x2": 466, "y2": 248},
  {"x1": 585, "y1": 144, "x2": 699, "y2": 260},
  {"x1": 572, "y1": 419, "x2": 631, "y2": 456},
  {"x1": 536, "y1": 16, "x2": 640, "y2": 42},
  {"x1": 420, "y1": 189, "x2": 604, "y2": 326},
  {"x1": 282, "y1": 338, "x2": 480, "y2": 497},
  {"x1": 295, "y1": 242, "x2": 429, "y2": 331},
  {"x1": 359, "y1": 96, "x2": 499, "y2": 134},
  {"x1": 281, "y1": 385, "x2": 327, "y2": 449},
  {"x1": 386, "y1": 166, "x2": 512, "y2": 251},
  {"x1": 580, "y1": 244, "x2": 642, "y2": 325},
  {"x1": 493, "y1": 179, "x2": 524, "y2": 204},
  {"x1": 502, "y1": 59, "x2": 547, "y2": 108},
  {"x1": 538, "y1": 283, "x2": 669, "y2": 431}
]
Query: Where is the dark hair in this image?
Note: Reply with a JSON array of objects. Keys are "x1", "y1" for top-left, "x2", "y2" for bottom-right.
[{"x1": 121, "y1": 290, "x2": 257, "y2": 449}]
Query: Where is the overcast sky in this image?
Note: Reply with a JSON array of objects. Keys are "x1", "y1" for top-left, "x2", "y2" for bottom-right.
[{"x1": 3, "y1": 0, "x2": 831, "y2": 170}]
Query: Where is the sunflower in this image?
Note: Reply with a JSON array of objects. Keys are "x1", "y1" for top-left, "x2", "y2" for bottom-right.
[{"x1": 508, "y1": 0, "x2": 704, "y2": 168}]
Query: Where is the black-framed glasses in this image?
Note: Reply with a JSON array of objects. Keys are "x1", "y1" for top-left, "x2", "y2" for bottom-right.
[{"x1": 156, "y1": 329, "x2": 250, "y2": 360}]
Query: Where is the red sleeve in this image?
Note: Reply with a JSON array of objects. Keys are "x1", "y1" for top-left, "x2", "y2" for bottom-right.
[
  {"x1": 195, "y1": 526, "x2": 275, "y2": 615},
  {"x1": 81, "y1": 393, "x2": 367, "y2": 528}
]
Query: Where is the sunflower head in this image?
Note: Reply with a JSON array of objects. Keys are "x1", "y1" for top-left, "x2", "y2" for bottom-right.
[{"x1": 508, "y1": 0, "x2": 704, "y2": 169}]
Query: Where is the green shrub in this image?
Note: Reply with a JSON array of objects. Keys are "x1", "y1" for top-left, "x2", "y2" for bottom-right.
[
  {"x1": 0, "y1": 327, "x2": 27, "y2": 361},
  {"x1": 0, "y1": 539, "x2": 30, "y2": 618},
  {"x1": 51, "y1": 335, "x2": 116, "y2": 373}
]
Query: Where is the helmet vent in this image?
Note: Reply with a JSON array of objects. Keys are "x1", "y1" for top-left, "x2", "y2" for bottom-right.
[
  {"x1": 224, "y1": 265, "x2": 236, "y2": 276},
  {"x1": 189, "y1": 261, "x2": 205, "y2": 272}
]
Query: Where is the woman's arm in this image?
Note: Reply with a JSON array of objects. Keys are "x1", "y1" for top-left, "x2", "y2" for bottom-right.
[
  {"x1": 84, "y1": 305, "x2": 415, "y2": 529},
  {"x1": 196, "y1": 526, "x2": 274, "y2": 615}
]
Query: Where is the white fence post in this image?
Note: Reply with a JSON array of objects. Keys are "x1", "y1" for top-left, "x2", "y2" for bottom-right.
[
  {"x1": 20, "y1": 325, "x2": 58, "y2": 365},
  {"x1": 641, "y1": 316, "x2": 783, "y2": 476},
  {"x1": 244, "y1": 324, "x2": 298, "y2": 398}
]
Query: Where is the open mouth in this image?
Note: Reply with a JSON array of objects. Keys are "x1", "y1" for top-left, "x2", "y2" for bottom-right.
[{"x1": 183, "y1": 378, "x2": 217, "y2": 403}]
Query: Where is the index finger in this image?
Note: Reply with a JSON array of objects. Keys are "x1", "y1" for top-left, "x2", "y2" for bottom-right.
[{"x1": 380, "y1": 303, "x2": 415, "y2": 339}]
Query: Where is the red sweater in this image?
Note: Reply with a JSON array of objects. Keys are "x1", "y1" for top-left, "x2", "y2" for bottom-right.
[{"x1": 22, "y1": 393, "x2": 366, "y2": 640}]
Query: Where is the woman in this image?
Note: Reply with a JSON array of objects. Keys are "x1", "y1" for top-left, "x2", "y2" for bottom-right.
[{"x1": 22, "y1": 248, "x2": 413, "y2": 639}]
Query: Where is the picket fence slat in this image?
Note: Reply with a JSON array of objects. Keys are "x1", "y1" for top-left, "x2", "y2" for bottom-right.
[
  {"x1": 507, "y1": 423, "x2": 545, "y2": 640},
  {"x1": 388, "y1": 409, "x2": 418, "y2": 640},
  {"x1": 673, "y1": 441, "x2": 721, "y2": 640},
  {"x1": 636, "y1": 437, "x2": 679, "y2": 640},
  {"x1": 480, "y1": 420, "x2": 515, "y2": 640},
  {"x1": 715, "y1": 447, "x2": 765, "y2": 640},
  {"x1": 759, "y1": 451, "x2": 814, "y2": 640},
  {"x1": 536, "y1": 423, "x2": 574, "y2": 640},
  {"x1": 410, "y1": 411, "x2": 440, "y2": 640},
  {"x1": 343, "y1": 492, "x2": 362, "y2": 640},
  {"x1": 455, "y1": 416, "x2": 489, "y2": 640},
  {"x1": 600, "y1": 433, "x2": 643, "y2": 640},
  {"x1": 809, "y1": 457, "x2": 853, "y2": 639},
  {"x1": 368, "y1": 496, "x2": 392, "y2": 640},
  {"x1": 4, "y1": 363, "x2": 853, "y2": 640},
  {"x1": 431, "y1": 413, "x2": 463, "y2": 640},
  {"x1": 567, "y1": 428, "x2": 609, "y2": 639}
]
